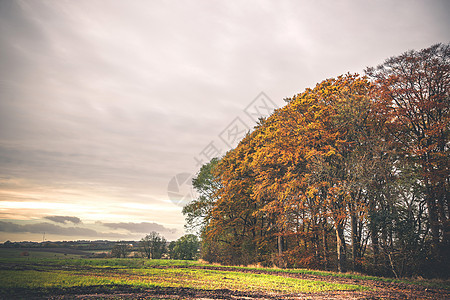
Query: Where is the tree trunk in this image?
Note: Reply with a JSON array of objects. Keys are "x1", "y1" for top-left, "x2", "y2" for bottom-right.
[
  {"x1": 351, "y1": 212, "x2": 360, "y2": 271},
  {"x1": 277, "y1": 235, "x2": 283, "y2": 255},
  {"x1": 368, "y1": 201, "x2": 379, "y2": 266},
  {"x1": 321, "y1": 218, "x2": 328, "y2": 270},
  {"x1": 336, "y1": 224, "x2": 347, "y2": 273},
  {"x1": 436, "y1": 181, "x2": 449, "y2": 251},
  {"x1": 425, "y1": 185, "x2": 441, "y2": 252}
]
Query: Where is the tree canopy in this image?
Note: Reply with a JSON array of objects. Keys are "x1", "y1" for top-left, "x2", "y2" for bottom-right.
[
  {"x1": 185, "y1": 43, "x2": 449, "y2": 278},
  {"x1": 139, "y1": 231, "x2": 167, "y2": 259}
]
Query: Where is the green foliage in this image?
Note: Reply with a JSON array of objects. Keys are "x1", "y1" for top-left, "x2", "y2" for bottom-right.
[
  {"x1": 169, "y1": 234, "x2": 200, "y2": 260},
  {"x1": 183, "y1": 157, "x2": 221, "y2": 234}
]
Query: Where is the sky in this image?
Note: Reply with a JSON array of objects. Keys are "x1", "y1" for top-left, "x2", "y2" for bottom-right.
[{"x1": 0, "y1": 0, "x2": 449, "y2": 242}]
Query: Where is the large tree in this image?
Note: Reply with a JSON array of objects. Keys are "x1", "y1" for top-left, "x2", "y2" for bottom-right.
[
  {"x1": 366, "y1": 43, "x2": 449, "y2": 265},
  {"x1": 191, "y1": 44, "x2": 448, "y2": 277},
  {"x1": 280, "y1": 74, "x2": 376, "y2": 272}
]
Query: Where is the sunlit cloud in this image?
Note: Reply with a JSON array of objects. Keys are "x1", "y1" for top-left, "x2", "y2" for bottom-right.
[{"x1": 99, "y1": 222, "x2": 177, "y2": 234}]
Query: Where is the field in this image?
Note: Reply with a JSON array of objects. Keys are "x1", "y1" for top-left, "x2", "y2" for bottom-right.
[{"x1": 0, "y1": 249, "x2": 449, "y2": 299}]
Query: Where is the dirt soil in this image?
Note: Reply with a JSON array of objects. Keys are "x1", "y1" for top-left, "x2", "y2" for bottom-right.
[{"x1": 1, "y1": 283, "x2": 448, "y2": 300}]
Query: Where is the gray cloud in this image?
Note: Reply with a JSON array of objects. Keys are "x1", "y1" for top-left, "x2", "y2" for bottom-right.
[
  {"x1": 44, "y1": 216, "x2": 82, "y2": 224},
  {"x1": 0, "y1": 221, "x2": 97, "y2": 237},
  {"x1": 0, "y1": 0, "x2": 449, "y2": 241},
  {"x1": 0, "y1": 220, "x2": 147, "y2": 240},
  {"x1": 99, "y1": 222, "x2": 176, "y2": 234}
]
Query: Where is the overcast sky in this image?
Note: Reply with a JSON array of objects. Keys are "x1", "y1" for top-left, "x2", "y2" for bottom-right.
[{"x1": 0, "y1": 0, "x2": 449, "y2": 242}]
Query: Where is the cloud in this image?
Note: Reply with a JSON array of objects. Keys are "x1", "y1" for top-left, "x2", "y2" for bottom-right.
[
  {"x1": 99, "y1": 222, "x2": 176, "y2": 234},
  {"x1": 0, "y1": 221, "x2": 97, "y2": 237},
  {"x1": 0, "y1": 220, "x2": 138, "y2": 240},
  {"x1": 44, "y1": 216, "x2": 82, "y2": 224}
]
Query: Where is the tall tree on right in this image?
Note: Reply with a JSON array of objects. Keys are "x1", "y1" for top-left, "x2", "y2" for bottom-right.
[{"x1": 366, "y1": 43, "x2": 449, "y2": 268}]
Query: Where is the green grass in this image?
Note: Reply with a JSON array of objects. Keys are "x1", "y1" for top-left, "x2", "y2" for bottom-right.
[
  {"x1": 218, "y1": 264, "x2": 383, "y2": 280},
  {"x1": 124, "y1": 267, "x2": 364, "y2": 293},
  {"x1": 1, "y1": 252, "x2": 448, "y2": 290},
  {"x1": 0, "y1": 270, "x2": 121, "y2": 289},
  {"x1": 1, "y1": 255, "x2": 447, "y2": 296},
  {"x1": 215, "y1": 265, "x2": 450, "y2": 290},
  {"x1": 0, "y1": 257, "x2": 367, "y2": 295},
  {"x1": 0, "y1": 257, "x2": 203, "y2": 270},
  {"x1": 0, "y1": 268, "x2": 364, "y2": 294}
]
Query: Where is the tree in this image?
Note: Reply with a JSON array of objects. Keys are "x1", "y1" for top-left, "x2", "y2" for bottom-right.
[
  {"x1": 168, "y1": 240, "x2": 176, "y2": 258},
  {"x1": 139, "y1": 232, "x2": 167, "y2": 259},
  {"x1": 169, "y1": 234, "x2": 200, "y2": 260},
  {"x1": 209, "y1": 128, "x2": 274, "y2": 265},
  {"x1": 366, "y1": 43, "x2": 449, "y2": 270},
  {"x1": 183, "y1": 157, "x2": 221, "y2": 234},
  {"x1": 111, "y1": 242, "x2": 130, "y2": 258},
  {"x1": 192, "y1": 44, "x2": 448, "y2": 277},
  {"x1": 285, "y1": 74, "x2": 376, "y2": 272},
  {"x1": 203, "y1": 75, "x2": 378, "y2": 271}
]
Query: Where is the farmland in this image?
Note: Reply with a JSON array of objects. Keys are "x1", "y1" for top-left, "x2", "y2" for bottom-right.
[{"x1": 0, "y1": 249, "x2": 449, "y2": 299}]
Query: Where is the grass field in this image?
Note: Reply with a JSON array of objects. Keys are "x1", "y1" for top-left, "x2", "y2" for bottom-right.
[
  {"x1": 0, "y1": 249, "x2": 449, "y2": 299},
  {"x1": 0, "y1": 258, "x2": 364, "y2": 293}
]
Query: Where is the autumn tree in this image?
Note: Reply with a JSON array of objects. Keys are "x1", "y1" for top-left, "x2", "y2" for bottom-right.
[
  {"x1": 203, "y1": 75, "x2": 379, "y2": 272},
  {"x1": 280, "y1": 74, "x2": 377, "y2": 272},
  {"x1": 191, "y1": 43, "x2": 448, "y2": 277},
  {"x1": 206, "y1": 130, "x2": 269, "y2": 265},
  {"x1": 366, "y1": 43, "x2": 449, "y2": 273}
]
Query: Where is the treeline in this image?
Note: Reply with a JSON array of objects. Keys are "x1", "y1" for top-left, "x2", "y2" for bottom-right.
[
  {"x1": 110, "y1": 233, "x2": 200, "y2": 260},
  {"x1": 184, "y1": 43, "x2": 449, "y2": 278},
  {"x1": 0, "y1": 240, "x2": 116, "y2": 250}
]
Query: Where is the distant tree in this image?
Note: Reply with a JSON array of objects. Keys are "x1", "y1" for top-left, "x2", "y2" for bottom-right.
[
  {"x1": 2, "y1": 241, "x2": 13, "y2": 248},
  {"x1": 111, "y1": 242, "x2": 130, "y2": 258},
  {"x1": 168, "y1": 240, "x2": 177, "y2": 258},
  {"x1": 170, "y1": 234, "x2": 200, "y2": 260},
  {"x1": 139, "y1": 232, "x2": 167, "y2": 259}
]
